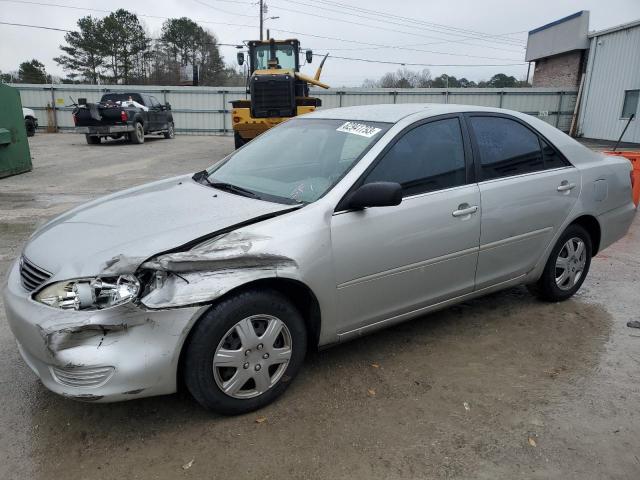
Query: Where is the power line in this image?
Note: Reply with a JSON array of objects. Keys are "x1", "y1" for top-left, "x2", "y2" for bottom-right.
[
  {"x1": 303, "y1": 0, "x2": 526, "y2": 46},
  {"x1": 274, "y1": 0, "x2": 528, "y2": 54},
  {"x1": 0, "y1": 0, "x2": 257, "y2": 29},
  {"x1": 192, "y1": 0, "x2": 258, "y2": 18},
  {"x1": 311, "y1": 53, "x2": 526, "y2": 68},
  {"x1": 0, "y1": 21, "x2": 71, "y2": 32},
  {"x1": 0, "y1": 20, "x2": 243, "y2": 49},
  {"x1": 266, "y1": 2, "x2": 526, "y2": 55},
  {"x1": 310, "y1": 39, "x2": 523, "y2": 61},
  {"x1": 272, "y1": 28, "x2": 523, "y2": 61},
  {"x1": 330, "y1": 35, "x2": 526, "y2": 53}
]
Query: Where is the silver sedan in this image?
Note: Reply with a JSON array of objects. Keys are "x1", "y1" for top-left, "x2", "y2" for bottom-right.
[{"x1": 3, "y1": 104, "x2": 636, "y2": 414}]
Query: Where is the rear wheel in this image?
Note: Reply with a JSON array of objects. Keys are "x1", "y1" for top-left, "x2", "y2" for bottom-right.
[
  {"x1": 184, "y1": 289, "x2": 307, "y2": 415},
  {"x1": 85, "y1": 134, "x2": 101, "y2": 145},
  {"x1": 25, "y1": 118, "x2": 36, "y2": 137},
  {"x1": 163, "y1": 121, "x2": 175, "y2": 139},
  {"x1": 527, "y1": 224, "x2": 592, "y2": 302},
  {"x1": 129, "y1": 122, "x2": 144, "y2": 144},
  {"x1": 234, "y1": 131, "x2": 246, "y2": 149}
]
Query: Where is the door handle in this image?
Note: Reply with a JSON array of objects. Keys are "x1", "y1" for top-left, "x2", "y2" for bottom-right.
[
  {"x1": 557, "y1": 181, "x2": 576, "y2": 192},
  {"x1": 452, "y1": 204, "x2": 478, "y2": 217}
]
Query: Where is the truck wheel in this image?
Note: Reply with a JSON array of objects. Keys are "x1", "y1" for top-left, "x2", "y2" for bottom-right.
[
  {"x1": 234, "y1": 131, "x2": 246, "y2": 149},
  {"x1": 85, "y1": 135, "x2": 101, "y2": 145},
  {"x1": 163, "y1": 121, "x2": 175, "y2": 139},
  {"x1": 129, "y1": 122, "x2": 145, "y2": 144},
  {"x1": 25, "y1": 118, "x2": 36, "y2": 137}
]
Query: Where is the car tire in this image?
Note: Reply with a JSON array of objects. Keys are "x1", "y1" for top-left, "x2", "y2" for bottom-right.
[
  {"x1": 85, "y1": 134, "x2": 101, "y2": 145},
  {"x1": 184, "y1": 288, "x2": 307, "y2": 415},
  {"x1": 234, "y1": 131, "x2": 246, "y2": 149},
  {"x1": 25, "y1": 118, "x2": 36, "y2": 137},
  {"x1": 129, "y1": 122, "x2": 145, "y2": 144},
  {"x1": 163, "y1": 121, "x2": 175, "y2": 139},
  {"x1": 527, "y1": 224, "x2": 592, "y2": 302}
]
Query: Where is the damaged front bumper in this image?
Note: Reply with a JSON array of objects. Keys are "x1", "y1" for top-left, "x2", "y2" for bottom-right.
[{"x1": 3, "y1": 260, "x2": 203, "y2": 402}]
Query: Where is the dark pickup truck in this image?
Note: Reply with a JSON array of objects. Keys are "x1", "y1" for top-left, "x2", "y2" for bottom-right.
[{"x1": 73, "y1": 92, "x2": 175, "y2": 145}]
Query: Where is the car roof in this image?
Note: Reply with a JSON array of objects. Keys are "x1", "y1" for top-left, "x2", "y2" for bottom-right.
[
  {"x1": 304, "y1": 103, "x2": 517, "y2": 123},
  {"x1": 302, "y1": 103, "x2": 601, "y2": 166}
]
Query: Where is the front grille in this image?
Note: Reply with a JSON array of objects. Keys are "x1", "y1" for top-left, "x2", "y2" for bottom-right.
[
  {"x1": 20, "y1": 256, "x2": 52, "y2": 292},
  {"x1": 250, "y1": 75, "x2": 296, "y2": 118},
  {"x1": 50, "y1": 366, "x2": 115, "y2": 388}
]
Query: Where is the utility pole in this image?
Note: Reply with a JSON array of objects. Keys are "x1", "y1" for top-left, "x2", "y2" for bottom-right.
[{"x1": 259, "y1": 0, "x2": 264, "y2": 41}]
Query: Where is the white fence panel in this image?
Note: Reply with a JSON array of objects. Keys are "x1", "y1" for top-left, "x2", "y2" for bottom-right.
[{"x1": 13, "y1": 84, "x2": 578, "y2": 134}]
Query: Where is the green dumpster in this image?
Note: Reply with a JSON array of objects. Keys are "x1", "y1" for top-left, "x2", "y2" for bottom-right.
[{"x1": 0, "y1": 83, "x2": 32, "y2": 178}]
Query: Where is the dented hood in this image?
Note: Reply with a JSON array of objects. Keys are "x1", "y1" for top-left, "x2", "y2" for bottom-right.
[{"x1": 23, "y1": 175, "x2": 293, "y2": 279}]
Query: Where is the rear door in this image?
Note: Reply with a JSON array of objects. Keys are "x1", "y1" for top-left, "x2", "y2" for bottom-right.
[
  {"x1": 331, "y1": 115, "x2": 481, "y2": 334},
  {"x1": 466, "y1": 114, "x2": 580, "y2": 289}
]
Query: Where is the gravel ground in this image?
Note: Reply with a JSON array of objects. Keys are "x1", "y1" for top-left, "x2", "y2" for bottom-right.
[{"x1": 1, "y1": 133, "x2": 639, "y2": 480}]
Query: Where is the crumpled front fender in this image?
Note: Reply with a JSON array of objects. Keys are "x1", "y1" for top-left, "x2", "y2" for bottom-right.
[{"x1": 139, "y1": 232, "x2": 298, "y2": 309}]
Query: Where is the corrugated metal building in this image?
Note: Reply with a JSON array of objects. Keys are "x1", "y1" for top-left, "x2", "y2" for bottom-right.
[
  {"x1": 527, "y1": 13, "x2": 640, "y2": 143},
  {"x1": 577, "y1": 20, "x2": 640, "y2": 143}
]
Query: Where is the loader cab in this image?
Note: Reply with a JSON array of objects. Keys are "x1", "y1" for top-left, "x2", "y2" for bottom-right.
[
  {"x1": 247, "y1": 39, "x2": 301, "y2": 73},
  {"x1": 231, "y1": 37, "x2": 327, "y2": 149}
]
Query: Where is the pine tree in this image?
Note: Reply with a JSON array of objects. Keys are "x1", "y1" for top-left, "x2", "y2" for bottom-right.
[{"x1": 54, "y1": 16, "x2": 104, "y2": 84}]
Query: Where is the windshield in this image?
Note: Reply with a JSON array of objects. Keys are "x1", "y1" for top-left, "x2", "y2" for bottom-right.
[
  {"x1": 205, "y1": 118, "x2": 390, "y2": 204},
  {"x1": 253, "y1": 44, "x2": 297, "y2": 70}
]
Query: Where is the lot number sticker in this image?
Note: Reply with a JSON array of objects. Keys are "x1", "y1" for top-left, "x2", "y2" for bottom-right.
[{"x1": 337, "y1": 121, "x2": 382, "y2": 138}]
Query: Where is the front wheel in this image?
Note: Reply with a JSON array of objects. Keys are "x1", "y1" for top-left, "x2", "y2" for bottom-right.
[
  {"x1": 25, "y1": 118, "x2": 36, "y2": 137},
  {"x1": 234, "y1": 131, "x2": 246, "y2": 149},
  {"x1": 527, "y1": 224, "x2": 592, "y2": 302},
  {"x1": 184, "y1": 289, "x2": 307, "y2": 415},
  {"x1": 129, "y1": 122, "x2": 145, "y2": 144},
  {"x1": 163, "y1": 121, "x2": 175, "y2": 139}
]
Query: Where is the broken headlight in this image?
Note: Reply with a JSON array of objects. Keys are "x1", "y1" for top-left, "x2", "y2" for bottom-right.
[{"x1": 34, "y1": 275, "x2": 140, "y2": 310}]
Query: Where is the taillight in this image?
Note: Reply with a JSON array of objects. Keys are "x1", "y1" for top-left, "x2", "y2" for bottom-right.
[
  {"x1": 120, "y1": 110, "x2": 128, "y2": 122},
  {"x1": 233, "y1": 116, "x2": 241, "y2": 123}
]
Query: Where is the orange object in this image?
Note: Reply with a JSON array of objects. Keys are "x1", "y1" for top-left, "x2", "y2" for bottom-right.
[{"x1": 604, "y1": 151, "x2": 640, "y2": 206}]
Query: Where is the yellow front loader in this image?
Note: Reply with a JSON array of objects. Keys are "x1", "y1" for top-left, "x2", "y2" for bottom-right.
[{"x1": 231, "y1": 38, "x2": 329, "y2": 149}]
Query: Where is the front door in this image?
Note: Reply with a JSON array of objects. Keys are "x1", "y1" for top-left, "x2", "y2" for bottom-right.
[{"x1": 331, "y1": 116, "x2": 481, "y2": 335}]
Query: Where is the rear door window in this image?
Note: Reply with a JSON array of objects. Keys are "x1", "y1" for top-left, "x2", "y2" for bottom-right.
[
  {"x1": 469, "y1": 116, "x2": 544, "y2": 181},
  {"x1": 363, "y1": 117, "x2": 467, "y2": 196}
]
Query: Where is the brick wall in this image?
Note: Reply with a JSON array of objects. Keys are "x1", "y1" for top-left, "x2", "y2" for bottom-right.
[{"x1": 532, "y1": 50, "x2": 584, "y2": 88}]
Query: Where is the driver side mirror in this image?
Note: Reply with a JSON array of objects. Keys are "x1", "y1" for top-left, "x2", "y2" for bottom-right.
[
  {"x1": 237, "y1": 52, "x2": 245, "y2": 66},
  {"x1": 342, "y1": 182, "x2": 402, "y2": 210},
  {"x1": 306, "y1": 49, "x2": 313, "y2": 63},
  {"x1": 164, "y1": 102, "x2": 171, "y2": 110}
]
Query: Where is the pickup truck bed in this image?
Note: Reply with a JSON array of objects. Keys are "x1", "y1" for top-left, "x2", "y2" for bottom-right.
[{"x1": 73, "y1": 92, "x2": 175, "y2": 145}]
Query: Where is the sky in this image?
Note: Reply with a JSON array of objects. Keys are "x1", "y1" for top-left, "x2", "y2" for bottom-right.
[{"x1": 1, "y1": 0, "x2": 639, "y2": 86}]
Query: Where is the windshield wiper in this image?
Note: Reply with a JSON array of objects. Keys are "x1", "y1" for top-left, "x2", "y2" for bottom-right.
[
  {"x1": 210, "y1": 182, "x2": 260, "y2": 199},
  {"x1": 194, "y1": 171, "x2": 260, "y2": 199}
]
